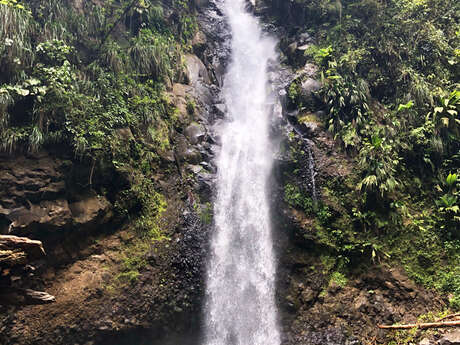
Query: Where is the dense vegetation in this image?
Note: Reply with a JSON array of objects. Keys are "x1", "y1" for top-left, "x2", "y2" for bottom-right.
[
  {"x1": 0, "y1": 0, "x2": 197, "y2": 241},
  {"x1": 279, "y1": 0, "x2": 460, "y2": 310}
]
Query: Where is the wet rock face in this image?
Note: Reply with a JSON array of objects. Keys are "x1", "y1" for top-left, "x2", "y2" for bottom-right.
[
  {"x1": 300, "y1": 78, "x2": 321, "y2": 106},
  {"x1": 0, "y1": 151, "x2": 115, "y2": 312},
  {"x1": 293, "y1": 327, "x2": 357, "y2": 345},
  {"x1": 197, "y1": 0, "x2": 231, "y2": 87},
  {"x1": 194, "y1": 0, "x2": 209, "y2": 9},
  {"x1": 68, "y1": 194, "x2": 111, "y2": 226},
  {"x1": 184, "y1": 123, "x2": 207, "y2": 145},
  {"x1": 0, "y1": 183, "x2": 210, "y2": 345},
  {"x1": 185, "y1": 54, "x2": 211, "y2": 85},
  {"x1": 6, "y1": 199, "x2": 72, "y2": 235}
]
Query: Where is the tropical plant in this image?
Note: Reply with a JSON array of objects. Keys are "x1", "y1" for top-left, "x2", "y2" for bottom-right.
[
  {"x1": 427, "y1": 90, "x2": 460, "y2": 155},
  {"x1": 357, "y1": 128, "x2": 401, "y2": 198},
  {"x1": 320, "y1": 63, "x2": 370, "y2": 142},
  {"x1": 436, "y1": 172, "x2": 460, "y2": 235},
  {"x1": 307, "y1": 44, "x2": 333, "y2": 66},
  {"x1": 128, "y1": 29, "x2": 182, "y2": 81},
  {"x1": 0, "y1": 0, "x2": 33, "y2": 82}
]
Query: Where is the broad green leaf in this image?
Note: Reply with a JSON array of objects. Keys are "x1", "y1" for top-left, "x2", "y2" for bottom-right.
[
  {"x1": 27, "y1": 78, "x2": 41, "y2": 86},
  {"x1": 434, "y1": 106, "x2": 444, "y2": 114},
  {"x1": 398, "y1": 100, "x2": 414, "y2": 112},
  {"x1": 446, "y1": 173, "x2": 458, "y2": 187},
  {"x1": 17, "y1": 88, "x2": 29, "y2": 96}
]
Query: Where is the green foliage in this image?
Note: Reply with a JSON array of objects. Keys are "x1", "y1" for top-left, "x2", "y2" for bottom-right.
[
  {"x1": 132, "y1": 179, "x2": 167, "y2": 239},
  {"x1": 129, "y1": 28, "x2": 183, "y2": 81},
  {"x1": 177, "y1": 12, "x2": 198, "y2": 43},
  {"x1": 306, "y1": 44, "x2": 333, "y2": 66},
  {"x1": 320, "y1": 63, "x2": 370, "y2": 143},
  {"x1": 287, "y1": 80, "x2": 302, "y2": 108},
  {"x1": 284, "y1": 183, "x2": 314, "y2": 214},
  {"x1": 316, "y1": 203, "x2": 333, "y2": 224},
  {"x1": 186, "y1": 98, "x2": 196, "y2": 115},
  {"x1": 289, "y1": 0, "x2": 459, "y2": 266},
  {"x1": 116, "y1": 241, "x2": 150, "y2": 285},
  {"x1": 386, "y1": 328, "x2": 418, "y2": 345},
  {"x1": 397, "y1": 100, "x2": 414, "y2": 112},
  {"x1": 36, "y1": 39, "x2": 71, "y2": 65},
  {"x1": 427, "y1": 90, "x2": 460, "y2": 156},
  {"x1": 0, "y1": 0, "x2": 191, "y2": 157},
  {"x1": 296, "y1": 0, "x2": 460, "y2": 181},
  {"x1": 357, "y1": 127, "x2": 401, "y2": 198},
  {"x1": 117, "y1": 270, "x2": 140, "y2": 284},
  {"x1": 0, "y1": 0, "x2": 33, "y2": 82},
  {"x1": 437, "y1": 266, "x2": 460, "y2": 310},
  {"x1": 435, "y1": 172, "x2": 460, "y2": 234},
  {"x1": 283, "y1": 0, "x2": 460, "y2": 308},
  {"x1": 0, "y1": 0, "x2": 28, "y2": 10},
  {"x1": 446, "y1": 173, "x2": 458, "y2": 189},
  {"x1": 0, "y1": 88, "x2": 12, "y2": 130},
  {"x1": 329, "y1": 271, "x2": 348, "y2": 288}
]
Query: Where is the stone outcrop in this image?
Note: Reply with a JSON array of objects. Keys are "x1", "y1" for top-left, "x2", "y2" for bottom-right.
[
  {"x1": 0, "y1": 153, "x2": 112, "y2": 237},
  {"x1": 193, "y1": 0, "x2": 209, "y2": 9},
  {"x1": 68, "y1": 194, "x2": 112, "y2": 226},
  {"x1": 257, "y1": 0, "x2": 309, "y2": 26},
  {"x1": 439, "y1": 331, "x2": 460, "y2": 345},
  {"x1": 185, "y1": 53, "x2": 211, "y2": 85}
]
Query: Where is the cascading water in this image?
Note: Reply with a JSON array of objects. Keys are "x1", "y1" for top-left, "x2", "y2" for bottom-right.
[{"x1": 203, "y1": 0, "x2": 280, "y2": 344}]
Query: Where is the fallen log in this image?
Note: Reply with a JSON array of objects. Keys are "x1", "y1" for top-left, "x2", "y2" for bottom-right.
[
  {"x1": 0, "y1": 287, "x2": 55, "y2": 305},
  {"x1": 378, "y1": 320, "x2": 460, "y2": 330},
  {"x1": 0, "y1": 235, "x2": 45, "y2": 258},
  {"x1": 0, "y1": 235, "x2": 45, "y2": 267}
]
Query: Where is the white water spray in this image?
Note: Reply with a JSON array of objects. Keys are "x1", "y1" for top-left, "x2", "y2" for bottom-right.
[{"x1": 203, "y1": 0, "x2": 280, "y2": 344}]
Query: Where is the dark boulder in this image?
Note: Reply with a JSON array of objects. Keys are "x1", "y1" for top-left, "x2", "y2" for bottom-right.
[{"x1": 184, "y1": 123, "x2": 207, "y2": 145}]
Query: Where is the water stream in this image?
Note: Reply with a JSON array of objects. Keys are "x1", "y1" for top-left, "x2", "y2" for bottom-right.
[{"x1": 203, "y1": 0, "x2": 281, "y2": 344}]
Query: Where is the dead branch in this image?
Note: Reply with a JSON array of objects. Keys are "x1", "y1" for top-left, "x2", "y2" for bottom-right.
[
  {"x1": 378, "y1": 320, "x2": 460, "y2": 330},
  {"x1": 437, "y1": 313, "x2": 460, "y2": 322}
]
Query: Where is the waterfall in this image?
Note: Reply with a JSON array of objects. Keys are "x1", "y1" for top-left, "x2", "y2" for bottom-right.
[
  {"x1": 203, "y1": 0, "x2": 281, "y2": 344},
  {"x1": 306, "y1": 142, "x2": 318, "y2": 204}
]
